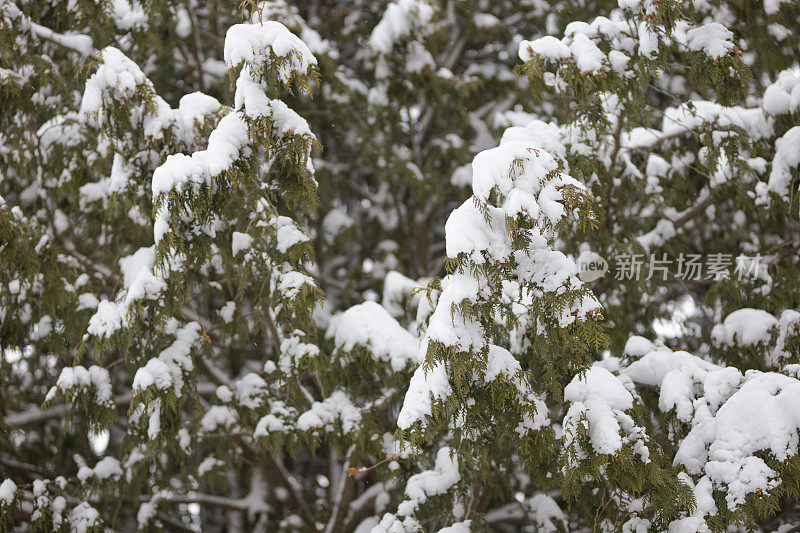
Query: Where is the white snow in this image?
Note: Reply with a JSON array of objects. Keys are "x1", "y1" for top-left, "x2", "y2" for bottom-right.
[
  {"x1": 198, "y1": 456, "x2": 223, "y2": 477},
  {"x1": 372, "y1": 514, "x2": 421, "y2": 532},
  {"x1": 624, "y1": 336, "x2": 657, "y2": 357},
  {"x1": 233, "y1": 67, "x2": 314, "y2": 135},
  {"x1": 402, "y1": 447, "x2": 459, "y2": 511},
  {"x1": 232, "y1": 231, "x2": 254, "y2": 256},
  {"x1": 470, "y1": 138, "x2": 585, "y2": 227},
  {"x1": 200, "y1": 405, "x2": 239, "y2": 433},
  {"x1": 764, "y1": 126, "x2": 800, "y2": 199},
  {"x1": 268, "y1": 99, "x2": 314, "y2": 138},
  {"x1": 132, "y1": 322, "x2": 199, "y2": 396},
  {"x1": 48, "y1": 365, "x2": 114, "y2": 407},
  {"x1": 80, "y1": 47, "x2": 148, "y2": 115},
  {"x1": 685, "y1": 23, "x2": 735, "y2": 59},
  {"x1": 86, "y1": 246, "x2": 166, "y2": 339},
  {"x1": 405, "y1": 40, "x2": 434, "y2": 73},
  {"x1": 86, "y1": 300, "x2": 124, "y2": 339},
  {"x1": 321, "y1": 206, "x2": 354, "y2": 242},
  {"x1": 78, "y1": 457, "x2": 123, "y2": 483},
  {"x1": 174, "y1": 7, "x2": 191, "y2": 38},
  {"x1": 279, "y1": 332, "x2": 320, "y2": 373},
  {"x1": 368, "y1": 0, "x2": 434, "y2": 54},
  {"x1": 118, "y1": 246, "x2": 165, "y2": 305},
  {"x1": 528, "y1": 494, "x2": 565, "y2": 532},
  {"x1": 474, "y1": 13, "x2": 500, "y2": 28},
  {"x1": 253, "y1": 400, "x2": 297, "y2": 437},
  {"x1": 132, "y1": 358, "x2": 173, "y2": 392},
  {"x1": 674, "y1": 371, "x2": 800, "y2": 509},
  {"x1": 437, "y1": 521, "x2": 471, "y2": 533},
  {"x1": 382, "y1": 270, "x2": 425, "y2": 318},
  {"x1": 152, "y1": 112, "x2": 250, "y2": 243},
  {"x1": 771, "y1": 310, "x2": 800, "y2": 365},
  {"x1": 499, "y1": 119, "x2": 568, "y2": 162},
  {"x1": 274, "y1": 215, "x2": 310, "y2": 253},
  {"x1": 623, "y1": 347, "x2": 719, "y2": 422},
  {"x1": 445, "y1": 201, "x2": 512, "y2": 263},
  {"x1": 668, "y1": 474, "x2": 716, "y2": 533},
  {"x1": 425, "y1": 277, "x2": 486, "y2": 351},
  {"x1": 67, "y1": 502, "x2": 101, "y2": 533},
  {"x1": 30, "y1": 22, "x2": 93, "y2": 55},
  {"x1": 0, "y1": 479, "x2": 15, "y2": 505},
  {"x1": 110, "y1": 0, "x2": 146, "y2": 31},
  {"x1": 234, "y1": 373, "x2": 268, "y2": 410},
  {"x1": 514, "y1": 249, "x2": 576, "y2": 293},
  {"x1": 518, "y1": 36, "x2": 571, "y2": 62},
  {"x1": 276, "y1": 270, "x2": 316, "y2": 300},
  {"x1": 763, "y1": 68, "x2": 800, "y2": 116},
  {"x1": 608, "y1": 50, "x2": 630, "y2": 73},
  {"x1": 397, "y1": 357, "x2": 452, "y2": 430},
  {"x1": 296, "y1": 390, "x2": 361, "y2": 434},
  {"x1": 637, "y1": 21, "x2": 659, "y2": 58},
  {"x1": 399, "y1": 127, "x2": 596, "y2": 436},
  {"x1": 570, "y1": 32, "x2": 605, "y2": 72},
  {"x1": 136, "y1": 500, "x2": 157, "y2": 528},
  {"x1": 711, "y1": 308, "x2": 777, "y2": 347},
  {"x1": 326, "y1": 301, "x2": 419, "y2": 371},
  {"x1": 564, "y1": 366, "x2": 636, "y2": 456},
  {"x1": 764, "y1": 0, "x2": 791, "y2": 14},
  {"x1": 484, "y1": 344, "x2": 521, "y2": 382},
  {"x1": 215, "y1": 385, "x2": 233, "y2": 403},
  {"x1": 175, "y1": 92, "x2": 222, "y2": 141},
  {"x1": 224, "y1": 22, "x2": 316, "y2": 82},
  {"x1": 619, "y1": 342, "x2": 800, "y2": 510},
  {"x1": 471, "y1": 141, "x2": 557, "y2": 205},
  {"x1": 625, "y1": 101, "x2": 772, "y2": 154},
  {"x1": 219, "y1": 301, "x2": 236, "y2": 323}
]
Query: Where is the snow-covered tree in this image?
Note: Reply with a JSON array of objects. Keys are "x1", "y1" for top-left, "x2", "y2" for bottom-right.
[{"x1": 2, "y1": 0, "x2": 800, "y2": 532}]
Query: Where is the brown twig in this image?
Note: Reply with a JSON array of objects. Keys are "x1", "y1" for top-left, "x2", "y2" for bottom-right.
[
  {"x1": 189, "y1": 301, "x2": 212, "y2": 344},
  {"x1": 346, "y1": 454, "x2": 399, "y2": 477}
]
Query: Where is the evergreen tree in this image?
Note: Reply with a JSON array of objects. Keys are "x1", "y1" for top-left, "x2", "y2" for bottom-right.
[{"x1": 2, "y1": 0, "x2": 800, "y2": 532}]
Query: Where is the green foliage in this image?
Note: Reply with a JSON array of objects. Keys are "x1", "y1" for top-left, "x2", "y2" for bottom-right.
[{"x1": 2, "y1": 0, "x2": 800, "y2": 531}]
